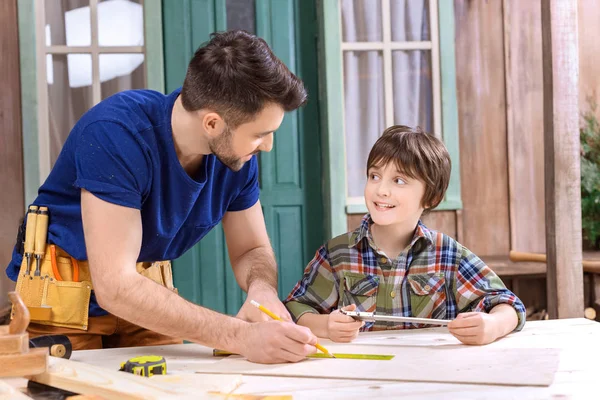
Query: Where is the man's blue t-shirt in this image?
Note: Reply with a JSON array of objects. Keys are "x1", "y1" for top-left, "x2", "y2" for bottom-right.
[{"x1": 6, "y1": 87, "x2": 260, "y2": 316}]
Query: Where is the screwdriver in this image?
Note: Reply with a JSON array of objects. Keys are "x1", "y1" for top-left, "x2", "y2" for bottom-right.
[
  {"x1": 33, "y1": 207, "x2": 49, "y2": 276},
  {"x1": 24, "y1": 205, "x2": 38, "y2": 275}
]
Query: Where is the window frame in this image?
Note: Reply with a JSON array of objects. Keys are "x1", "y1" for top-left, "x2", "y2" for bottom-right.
[
  {"x1": 318, "y1": 0, "x2": 462, "y2": 237},
  {"x1": 18, "y1": 0, "x2": 164, "y2": 207}
]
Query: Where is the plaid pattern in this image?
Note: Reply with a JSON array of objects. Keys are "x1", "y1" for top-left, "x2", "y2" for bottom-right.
[{"x1": 284, "y1": 214, "x2": 526, "y2": 331}]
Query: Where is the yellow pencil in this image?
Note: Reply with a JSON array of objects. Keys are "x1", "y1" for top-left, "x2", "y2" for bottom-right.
[{"x1": 250, "y1": 300, "x2": 335, "y2": 358}]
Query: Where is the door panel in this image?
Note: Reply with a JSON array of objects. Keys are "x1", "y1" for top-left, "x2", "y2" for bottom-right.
[{"x1": 164, "y1": 0, "x2": 323, "y2": 314}]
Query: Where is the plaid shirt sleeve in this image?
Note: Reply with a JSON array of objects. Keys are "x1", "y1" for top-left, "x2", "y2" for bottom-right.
[
  {"x1": 454, "y1": 246, "x2": 527, "y2": 331},
  {"x1": 284, "y1": 245, "x2": 339, "y2": 322}
]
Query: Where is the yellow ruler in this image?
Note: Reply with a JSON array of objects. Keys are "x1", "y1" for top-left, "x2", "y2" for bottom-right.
[{"x1": 213, "y1": 349, "x2": 394, "y2": 361}]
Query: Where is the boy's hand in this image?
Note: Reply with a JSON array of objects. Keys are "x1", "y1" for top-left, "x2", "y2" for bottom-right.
[
  {"x1": 327, "y1": 304, "x2": 364, "y2": 342},
  {"x1": 448, "y1": 312, "x2": 500, "y2": 345}
]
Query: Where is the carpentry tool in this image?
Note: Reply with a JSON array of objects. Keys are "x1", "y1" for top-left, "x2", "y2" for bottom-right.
[
  {"x1": 0, "y1": 292, "x2": 47, "y2": 377},
  {"x1": 509, "y1": 250, "x2": 600, "y2": 274},
  {"x1": 23, "y1": 205, "x2": 38, "y2": 275},
  {"x1": 213, "y1": 348, "x2": 394, "y2": 361},
  {"x1": 33, "y1": 206, "x2": 49, "y2": 276},
  {"x1": 250, "y1": 300, "x2": 335, "y2": 358},
  {"x1": 119, "y1": 355, "x2": 167, "y2": 377},
  {"x1": 29, "y1": 335, "x2": 72, "y2": 359},
  {"x1": 341, "y1": 310, "x2": 451, "y2": 326}
]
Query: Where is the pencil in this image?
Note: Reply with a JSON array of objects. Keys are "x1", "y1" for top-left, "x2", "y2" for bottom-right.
[{"x1": 250, "y1": 300, "x2": 335, "y2": 358}]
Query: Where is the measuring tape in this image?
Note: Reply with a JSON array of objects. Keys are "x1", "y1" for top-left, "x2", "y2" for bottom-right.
[{"x1": 119, "y1": 355, "x2": 167, "y2": 377}]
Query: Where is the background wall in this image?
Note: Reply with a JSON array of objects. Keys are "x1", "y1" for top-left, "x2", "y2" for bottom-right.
[{"x1": 0, "y1": 0, "x2": 24, "y2": 310}]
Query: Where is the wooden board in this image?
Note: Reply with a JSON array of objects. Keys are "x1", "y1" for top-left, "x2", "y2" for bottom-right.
[
  {"x1": 0, "y1": 0, "x2": 25, "y2": 310},
  {"x1": 454, "y1": 0, "x2": 510, "y2": 256},
  {"x1": 541, "y1": 0, "x2": 584, "y2": 319},
  {"x1": 195, "y1": 345, "x2": 560, "y2": 387},
  {"x1": 0, "y1": 379, "x2": 33, "y2": 400},
  {"x1": 503, "y1": 0, "x2": 546, "y2": 255},
  {"x1": 578, "y1": 0, "x2": 600, "y2": 118},
  {"x1": 28, "y1": 358, "x2": 242, "y2": 400},
  {"x1": 0, "y1": 348, "x2": 47, "y2": 378}
]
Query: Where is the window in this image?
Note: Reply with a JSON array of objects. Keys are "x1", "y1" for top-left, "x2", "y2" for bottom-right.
[
  {"x1": 318, "y1": 0, "x2": 461, "y2": 234},
  {"x1": 20, "y1": 0, "x2": 163, "y2": 206}
]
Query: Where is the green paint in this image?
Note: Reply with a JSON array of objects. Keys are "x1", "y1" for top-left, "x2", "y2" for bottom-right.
[
  {"x1": 317, "y1": 0, "x2": 347, "y2": 237},
  {"x1": 438, "y1": 0, "x2": 462, "y2": 209},
  {"x1": 18, "y1": 0, "x2": 39, "y2": 209},
  {"x1": 144, "y1": 0, "x2": 165, "y2": 93}
]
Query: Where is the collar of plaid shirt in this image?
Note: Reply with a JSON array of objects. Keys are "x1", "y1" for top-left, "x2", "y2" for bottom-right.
[{"x1": 349, "y1": 214, "x2": 435, "y2": 254}]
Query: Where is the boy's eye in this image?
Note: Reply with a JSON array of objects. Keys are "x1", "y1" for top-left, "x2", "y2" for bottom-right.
[
  {"x1": 395, "y1": 178, "x2": 406, "y2": 185},
  {"x1": 370, "y1": 173, "x2": 380, "y2": 181}
]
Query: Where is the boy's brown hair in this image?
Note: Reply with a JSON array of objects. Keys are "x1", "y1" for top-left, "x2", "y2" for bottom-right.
[{"x1": 366, "y1": 125, "x2": 451, "y2": 211}]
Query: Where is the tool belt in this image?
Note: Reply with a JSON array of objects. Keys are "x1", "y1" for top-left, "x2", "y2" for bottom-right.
[{"x1": 13, "y1": 206, "x2": 176, "y2": 331}]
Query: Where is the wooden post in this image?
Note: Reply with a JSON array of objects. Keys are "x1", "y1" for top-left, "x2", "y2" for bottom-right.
[{"x1": 541, "y1": 0, "x2": 584, "y2": 319}]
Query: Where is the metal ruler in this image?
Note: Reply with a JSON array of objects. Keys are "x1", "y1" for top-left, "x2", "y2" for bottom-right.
[
  {"x1": 341, "y1": 310, "x2": 451, "y2": 326},
  {"x1": 308, "y1": 353, "x2": 394, "y2": 360},
  {"x1": 213, "y1": 349, "x2": 394, "y2": 361}
]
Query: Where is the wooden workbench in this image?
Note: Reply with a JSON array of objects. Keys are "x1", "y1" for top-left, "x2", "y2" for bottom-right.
[{"x1": 3, "y1": 318, "x2": 599, "y2": 399}]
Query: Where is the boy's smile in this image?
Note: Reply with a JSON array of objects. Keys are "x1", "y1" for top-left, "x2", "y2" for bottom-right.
[{"x1": 364, "y1": 163, "x2": 426, "y2": 229}]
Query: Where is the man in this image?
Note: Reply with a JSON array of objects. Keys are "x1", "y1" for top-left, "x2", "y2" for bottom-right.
[{"x1": 6, "y1": 30, "x2": 317, "y2": 364}]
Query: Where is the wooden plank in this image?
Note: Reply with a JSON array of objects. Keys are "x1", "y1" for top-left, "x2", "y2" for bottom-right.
[
  {"x1": 0, "y1": 0, "x2": 25, "y2": 308},
  {"x1": 541, "y1": 0, "x2": 584, "y2": 319},
  {"x1": 503, "y1": 0, "x2": 546, "y2": 255},
  {"x1": 421, "y1": 211, "x2": 456, "y2": 239},
  {"x1": 0, "y1": 379, "x2": 34, "y2": 400},
  {"x1": 196, "y1": 345, "x2": 559, "y2": 387},
  {"x1": 454, "y1": 0, "x2": 510, "y2": 257},
  {"x1": 0, "y1": 347, "x2": 47, "y2": 378},
  {"x1": 28, "y1": 357, "x2": 239, "y2": 400},
  {"x1": 0, "y1": 333, "x2": 28, "y2": 355},
  {"x1": 578, "y1": 0, "x2": 600, "y2": 118}
]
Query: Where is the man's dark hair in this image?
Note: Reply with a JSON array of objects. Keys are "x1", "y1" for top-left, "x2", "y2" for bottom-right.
[{"x1": 181, "y1": 30, "x2": 307, "y2": 128}]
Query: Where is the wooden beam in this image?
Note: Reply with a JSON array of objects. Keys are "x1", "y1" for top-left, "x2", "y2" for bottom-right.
[{"x1": 541, "y1": 0, "x2": 583, "y2": 318}]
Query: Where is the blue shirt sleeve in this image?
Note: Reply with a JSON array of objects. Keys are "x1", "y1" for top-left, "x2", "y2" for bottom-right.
[
  {"x1": 227, "y1": 155, "x2": 260, "y2": 212},
  {"x1": 74, "y1": 121, "x2": 150, "y2": 209}
]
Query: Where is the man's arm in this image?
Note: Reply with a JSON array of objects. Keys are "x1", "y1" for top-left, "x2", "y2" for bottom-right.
[
  {"x1": 222, "y1": 201, "x2": 277, "y2": 292},
  {"x1": 81, "y1": 190, "x2": 317, "y2": 363},
  {"x1": 222, "y1": 201, "x2": 290, "y2": 321}
]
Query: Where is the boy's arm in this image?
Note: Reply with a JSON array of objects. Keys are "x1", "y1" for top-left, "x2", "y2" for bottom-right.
[
  {"x1": 284, "y1": 246, "x2": 339, "y2": 329},
  {"x1": 449, "y1": 246, "x2": 526, "y2": 344},
  {"x1": 284, "y1": 245, "x2": 363, "y2": 341}
]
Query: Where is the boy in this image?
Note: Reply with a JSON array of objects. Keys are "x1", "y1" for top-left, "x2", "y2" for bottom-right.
[{"x1": 284, "y1": 125, "x2": 526, "y2": 345}]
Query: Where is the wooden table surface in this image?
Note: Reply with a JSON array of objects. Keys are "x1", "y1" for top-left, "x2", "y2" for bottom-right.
[{"x1": 4, "y1": 318, "x2": 599, "y2": 399}]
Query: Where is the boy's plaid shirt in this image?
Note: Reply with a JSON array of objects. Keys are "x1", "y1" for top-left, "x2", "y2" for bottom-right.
[{"x1": 284, "y1": 214, "x2": 526, "y2": 331}]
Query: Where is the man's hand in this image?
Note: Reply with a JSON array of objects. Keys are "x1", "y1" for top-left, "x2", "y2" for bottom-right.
[
  {"x1": 448, "y1": 312, "x2": 500, "y2": 345},
  {"x1": 239, "y1": 320, "x2": 318, "y2": 363},
  {"x1": 236, "y1": 282, "x2": 292, "y2": 322},
  {"x1": 327, "y1": 304, "x2": 364, "y2": 342}
]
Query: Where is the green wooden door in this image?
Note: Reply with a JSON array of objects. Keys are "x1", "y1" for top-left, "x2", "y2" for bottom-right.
[{"x1": 163, "y1": 0, "x2": 324, "y2": 315}]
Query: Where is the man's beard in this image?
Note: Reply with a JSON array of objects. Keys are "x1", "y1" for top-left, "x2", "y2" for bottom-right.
[{"x1": 208, "y1": 126, "x2": 245, "y2": 172}]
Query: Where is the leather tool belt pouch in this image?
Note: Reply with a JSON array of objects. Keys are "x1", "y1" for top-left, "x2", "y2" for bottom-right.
[{"x1": 15, "y1": 244, "x2": 176, "y2": 331}]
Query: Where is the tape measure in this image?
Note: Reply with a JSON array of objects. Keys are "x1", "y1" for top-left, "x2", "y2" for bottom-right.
[
  {"x1": 119, "y1": 355, "x2": 167, "y2": 377},
  {"x1": 213, "y1": 349, "x2": 394, "y2": 361}
]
